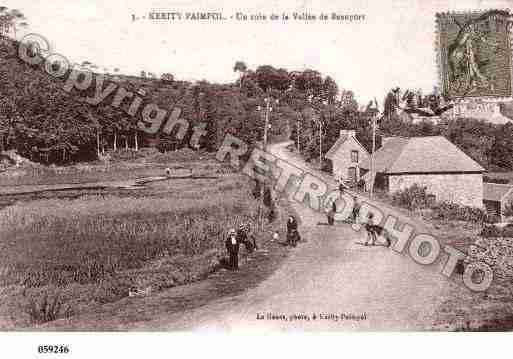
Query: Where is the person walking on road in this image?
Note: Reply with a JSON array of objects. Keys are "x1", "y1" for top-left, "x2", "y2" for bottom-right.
[
  {"x1": 327, "y1": 200, "x2": 336, "y2": 225},
  {"x1": 225, "y1": 228, "x2": 240, "y2": 270},
  {"x1": 286, "y1": 215, "x2": 299, "y2": 246},
  {"x1": 364, "y1": 213, "x2": 377, "y2": 246},
  {"x1": 352, "y1": 196, "x2": 361, "y2": 224}
]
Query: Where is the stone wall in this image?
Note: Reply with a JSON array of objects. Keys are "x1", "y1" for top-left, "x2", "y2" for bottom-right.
[{"x1": 388, "y1": 173, "x2": 483, "y2": 208}]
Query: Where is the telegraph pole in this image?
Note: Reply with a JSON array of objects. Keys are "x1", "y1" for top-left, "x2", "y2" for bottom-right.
[
  {"x1": 370, "y1": 114, "x2": 376, "y2": 198},
  {"x1": 369, "y1": 98, "x2": 379, "y2": 198},
  {"x1": 263, "y1": 98, "x2": 270, "y2": 152},
  {"x1": 319, "y1": 120, "x2": 322, "y2": 168},
  {"x1": 297, "y1": 116, "x2": 301, "y2": 152},
  {"x1": 257, "y1": 95, "x2": 277, "y2": 230}
]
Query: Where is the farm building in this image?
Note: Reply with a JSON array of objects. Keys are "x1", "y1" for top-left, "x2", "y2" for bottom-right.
[
  {"x1": 325, "y1": 130, "x2": 369, "y2": 184},
  {"x1": 360, "y1": 136, "x2": 485, "y2": 208},
  {"x1": 483, "y1": 183, "x2": 513, "y2": 221}
]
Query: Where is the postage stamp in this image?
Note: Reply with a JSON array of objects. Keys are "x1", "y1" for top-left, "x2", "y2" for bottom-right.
[{"x1": 436, "y1": 10, "x2": 513, "y2": 99}]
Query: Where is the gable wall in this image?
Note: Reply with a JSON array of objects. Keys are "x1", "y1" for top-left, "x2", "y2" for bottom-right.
[{"x1": 330, "y1": 137, "x2": 369, "y2": 181}]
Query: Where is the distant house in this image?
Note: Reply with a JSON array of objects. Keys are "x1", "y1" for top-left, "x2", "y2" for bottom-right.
[
  {"x1": 325, "y1": 130, "x2": 369, "y2": 184},
  {"x1": 483, "y1": 183, "x2": 513, "y2": 220},
  {"x1": 360, "y1": 136, "x2": 486, "y2": 208}
]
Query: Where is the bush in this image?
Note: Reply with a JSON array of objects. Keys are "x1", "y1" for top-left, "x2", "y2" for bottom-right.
[
  {"x1": 23, "y1": 291, "x2": 72, "y2": 324},
  {"x1": 504, "y1": 224, "x2": 513, "y2": 237},
  {"x1": 481, "y1": 224, "x2": 513, "y2": 238},
  {"x1": 431, "y1": 202, "x2": 492, "y2": 223},
  {"x1": 263, "y1": 187, "x2": 273, "y2": 207},
  {"x1": 391, "y1": 184, "x2": 431, "y2": 210},
  {"x1": 93, "y1": 277, "x2": 132, "y2": 304},
  {"x1": 504, "y1": 201, "x2": 513, "y2": 217},
  {"x1": 481, "y1": 225, "x2": 503, "y2": 237}
]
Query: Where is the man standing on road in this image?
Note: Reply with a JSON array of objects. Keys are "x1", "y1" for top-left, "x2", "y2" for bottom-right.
[
  {"x1": 225, "y1": 228, "x2": 240, "y2": 270},
  {"x1": 352, "y1": 196, "x2": 361, "y2": 224},
  {"x1": 327, "y1": 200, "x2": 336, "y2": 225}
]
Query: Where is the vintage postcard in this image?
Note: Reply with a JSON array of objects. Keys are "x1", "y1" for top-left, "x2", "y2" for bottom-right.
[{"x1": 1, "y1": 0, "x2": 513, "y2": 357}]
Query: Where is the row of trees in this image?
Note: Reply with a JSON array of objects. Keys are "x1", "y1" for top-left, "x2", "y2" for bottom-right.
[
  {"x1": 0, "y1": 32, "x2": 343, "y2": 164},
  {"x1": 0, "y1": 6, "x2": 27, "y2": 38}
]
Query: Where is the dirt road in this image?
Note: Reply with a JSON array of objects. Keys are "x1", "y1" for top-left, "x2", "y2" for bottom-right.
[{"x1": 125, "y1": 142, "x2": 461, "y2": 331}]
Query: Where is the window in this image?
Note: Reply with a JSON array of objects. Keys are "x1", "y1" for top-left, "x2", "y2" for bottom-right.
[{"x1": 351, "y1": 150, "x2": 358, "y2": 163}]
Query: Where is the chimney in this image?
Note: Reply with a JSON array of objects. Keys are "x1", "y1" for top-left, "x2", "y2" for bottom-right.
[{"x1": 340, "y1": 129, "x2": 356, "y2": 138}]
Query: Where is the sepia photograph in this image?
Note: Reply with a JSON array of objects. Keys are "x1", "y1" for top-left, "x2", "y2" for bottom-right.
[{"x1": 0, "y1": 0, "x2": 512, "y2": 357}]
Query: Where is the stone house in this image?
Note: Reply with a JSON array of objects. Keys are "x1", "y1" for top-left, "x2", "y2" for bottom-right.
[
  {"x1": 325, "y1": 130, "x2": 369, "y2": 184},
  {"x1": 483, "y1": 183, "x2": 513, "y2": 220},
  {"x1": 360, "y1": 136, "x2": 485, "y2": 208}
]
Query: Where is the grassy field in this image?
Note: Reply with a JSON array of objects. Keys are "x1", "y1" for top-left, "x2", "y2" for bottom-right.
[
  {"x1": 0, "y1": 148, "x2": 217, "y2": 187},
  {"x1": 0, "y1": 152, "x2": 288, "y2": 329}
]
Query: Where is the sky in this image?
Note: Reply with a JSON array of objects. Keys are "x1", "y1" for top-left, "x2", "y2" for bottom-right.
[{"x1": 3, "y1": 0, "x2": 513, "y2": 105}]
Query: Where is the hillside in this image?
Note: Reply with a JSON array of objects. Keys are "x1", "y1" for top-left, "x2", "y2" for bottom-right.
[
  {"x1": 0, "y1": 38, "x2": 290, "y2": 164},
  {"x1": 3, "y1": 36, "x2": 513, "y2": 172}
]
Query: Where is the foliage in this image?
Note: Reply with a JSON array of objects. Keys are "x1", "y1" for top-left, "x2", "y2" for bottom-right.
[
  {"x1": 263, "y1": 186, "x2": 273, "y2": 207},
  {"x1": 2, "y1": 35, "x2": 513, "y2": 172},
  {"x1": 160, "y1": 73, "x2": 174, "y2": 83},
  {"x1": 23, "y1": 291, "x2": 71, "y2": 324},
  {"x1": 0, "y1": 7, "x2": 27, "y2": 37},
  {"x1": 481, "y1": 224, "x2": 513, "y2": 238},
  {"x1": 430, "y1": 202, "x2": 492, "y2": 223},
  {"x1": 391, "y1": 184, "x2": 431, "y2": 210},
  {"x1": 504, "y1": 201, "x2": 513, "y2": 218}
]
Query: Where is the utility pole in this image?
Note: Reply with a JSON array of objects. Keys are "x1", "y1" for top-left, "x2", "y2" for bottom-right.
[
  {"x1": 257, "y1": 95, "x2": 277, "y2": 230},
  {"x1": 319, "y1": 120, "x2": 322, "y2": 168},
  {"x1": 369, "y1": 97, "x2": 379, "y2": 198},
  {"x1": 297, "y1": 116, "x2": 301, "y2": 152},
  {"x1": 263, "y1": 97, "x2": 270, "y2": 152},
  {"x1": 370, "y1": 114, "x2": 376, "y2": 198}
]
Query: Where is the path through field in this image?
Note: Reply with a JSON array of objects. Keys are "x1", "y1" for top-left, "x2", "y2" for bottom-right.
[{"x1": 122, "y1": 142, "x2": 463, "y2": 331}]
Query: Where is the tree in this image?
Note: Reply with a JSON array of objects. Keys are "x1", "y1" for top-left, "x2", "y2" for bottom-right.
[
  {"x1": 0, "y1": 8, "x2": 27, "y2": 38},
  {"x1": 233, "y1": 61, "x2": 247, "y2": 89},
  {"x1": 0, "y1": 96, "x2": 19, "y2": 150},
  {"x1": 255, "y1": 65, "x2": 290, "y2": 93},
  {"x1": 293, "y1": 70, "x2": 324, "y2": 101},
  {"x1": 491, "y1": 123, "x2": 513, "y2": 170},
  {"x1": 383, "y1": 87, "x2": 401, "y2": 120},
  {"x1": 340, "y1": 90, "x2": 358, "y2": 111},
  {"x1": 322, "y1": 76, "x2": 338, "y2": 104},
  {"x1": 161, "y1": 73, "x2": 174, "y2": 84}
]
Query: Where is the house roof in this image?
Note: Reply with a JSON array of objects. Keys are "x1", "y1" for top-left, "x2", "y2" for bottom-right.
[
  {"x1": 360, "y1": 136, "x2": 485, "y2": 174},
  {"x1": 483, "y1": 183, "x2": 513, "y2": 202},
  {"x1": 325, "y1": 134, "x2": 369, "y2": 160}
]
